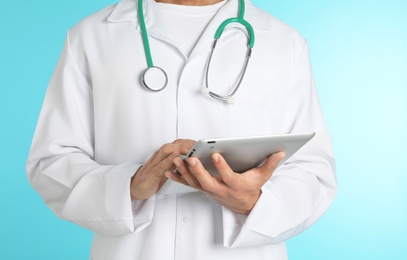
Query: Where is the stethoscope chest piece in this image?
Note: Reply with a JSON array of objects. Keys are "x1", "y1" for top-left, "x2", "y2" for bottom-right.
[{"x1": 142, "y1": 66, "x2": 168, "y2": 92}]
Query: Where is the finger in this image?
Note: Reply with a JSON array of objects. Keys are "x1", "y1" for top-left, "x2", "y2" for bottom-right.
[
  {"x1": 187, "y1": 157, "x2": 220, "y2": 193},
  {"x1": 157, "y1": 143, "x2": 180, "y2": 159},
  {"x1": 147, "y1": 140, "x2": 196, "y2": 168},
  {"x1": 144, "y1": 144, "x2": 178, "y2": 170},
  {"x1": 211, "y1": 153, "x2": 237, "y2": 186},
  {"x1": 172, "y1": 139, "x2": 196, "y2": 155},
  {"x1": 259, "y1": 151, "x2": 286, "y2": 175},
  {"x1": 164, "y1": 169, "x2": 190, "y2": 186},
  {"x1": 150, "y1": 151, "x2": 180, "y2": 179},
  {"x1": 173, "y1": 157, "x2": 203, "y2": 190}
]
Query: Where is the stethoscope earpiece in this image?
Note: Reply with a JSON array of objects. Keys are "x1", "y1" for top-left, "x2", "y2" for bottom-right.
[
  {"x1": 227, "y1": 98, "x2": 235, "y2": 105},
  {"x1": 201, "y1": 87, "x2": 210, "y2": 94}
]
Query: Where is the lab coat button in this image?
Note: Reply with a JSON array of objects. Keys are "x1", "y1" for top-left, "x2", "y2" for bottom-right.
[{"x1": 183, "y1": 217, "x2": 189, "y2": 223}]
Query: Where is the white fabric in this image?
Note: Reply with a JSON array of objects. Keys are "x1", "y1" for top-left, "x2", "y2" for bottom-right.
[
  {"x1": 26, "y1": 0, "x2": 337, "y2": 259},
  {"x1": 157, "y1": 0, "x2": 226, "y2": 56}
]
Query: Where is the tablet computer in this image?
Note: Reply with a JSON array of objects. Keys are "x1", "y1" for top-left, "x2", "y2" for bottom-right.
[
  {"x1": 184, "y1": 132, "x2": 315, "y2": 175},
  {"x1": 159, "y1": 132, "x2": 315, "y2": 194}
]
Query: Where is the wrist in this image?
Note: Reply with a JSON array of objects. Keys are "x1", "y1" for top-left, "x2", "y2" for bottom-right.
[{"x1": 130, "y1": 165, "x2": 143, "y2": 200}]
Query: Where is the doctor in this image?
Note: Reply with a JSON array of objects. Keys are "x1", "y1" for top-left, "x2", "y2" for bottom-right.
[{"x1": 27, "y1": 0, "x2": 337, "y2": 259}]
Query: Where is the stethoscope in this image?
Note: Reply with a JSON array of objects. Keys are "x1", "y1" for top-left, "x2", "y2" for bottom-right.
[{"x1": 138, "y1": 0, "x2": 255, "y2": 103}]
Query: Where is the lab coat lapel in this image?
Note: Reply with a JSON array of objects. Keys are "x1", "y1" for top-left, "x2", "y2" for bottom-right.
[
  {"x1": 141, "y1": 0, "x2": 181, "y2": 50},
  {"x1": 107, "y1": 0, "x2": 138, "y2": 22},
  {"x1": 108, "y1": 0, "x2": 182, "y2": 52}
]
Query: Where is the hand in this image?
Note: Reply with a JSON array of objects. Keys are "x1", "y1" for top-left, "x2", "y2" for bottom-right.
[
  {"x1": 130, "y1": 139, "x2": 195, "y2": 200},
  {"x1": 166, "y1": 152, "x2": 285, "y2": 215}
]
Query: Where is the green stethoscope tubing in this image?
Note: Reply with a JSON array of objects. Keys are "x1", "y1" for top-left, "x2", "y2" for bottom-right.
[
  {"x1": 138, "y1": 0, "x2": 255, "y2": 100},
  {"x1": 138, "y1": 0, "x2": 153, "y2": 68},
  {"x1": 213, "y1": 0, "x2": 255, "y2": 48}
]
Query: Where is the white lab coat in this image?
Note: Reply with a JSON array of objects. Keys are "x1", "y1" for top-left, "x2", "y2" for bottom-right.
[{"x1": 27, "y1": 0, "x2": 337, "y2": 259}]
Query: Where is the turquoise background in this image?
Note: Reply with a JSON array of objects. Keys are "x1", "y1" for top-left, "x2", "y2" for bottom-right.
[{"x1": 1, "y1": 0, "x2": 406, "y2": 259}]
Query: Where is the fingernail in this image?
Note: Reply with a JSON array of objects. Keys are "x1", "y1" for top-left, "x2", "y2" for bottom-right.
[
  {"x1": 173, "y1": 159, "x2": 181, "y2": 168},
  {"x1": 188, "y1": 158, "x2": 196, "y2": 167},
  {"x1": 212, "y1": 153, "x2": 220, "y2": 163}
]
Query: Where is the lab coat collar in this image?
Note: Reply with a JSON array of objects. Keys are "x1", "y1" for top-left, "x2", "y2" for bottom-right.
[
  {"x1": 108, "y1": 0, "x2": 181, "y2": 52},
  {"x1": 107, "y1": 0, "x2": 138, "y2": 22},
  {"x1": 107, "y1": 0, "x2": 267, "y2": 57}
]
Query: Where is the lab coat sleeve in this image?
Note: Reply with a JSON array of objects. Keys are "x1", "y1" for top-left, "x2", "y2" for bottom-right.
[
  {"x1": 222, "y1": 38, "x2": 337, "y2": 248},
  {"x1": 26, "y1": 31, "x2": 155, "y2": 236}
]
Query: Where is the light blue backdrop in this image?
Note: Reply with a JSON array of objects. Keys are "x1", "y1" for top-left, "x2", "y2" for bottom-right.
[{"x1": 1, "y1": 0, "x2": 406, "y2": 259}]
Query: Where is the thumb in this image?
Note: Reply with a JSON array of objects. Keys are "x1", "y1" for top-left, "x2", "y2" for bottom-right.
[
  {"x1": 259, "y1": 151, "x2": 286, "y2": 175},
  {"x1": 212, "y1": 153, "x2": 236, "y2": 186}
]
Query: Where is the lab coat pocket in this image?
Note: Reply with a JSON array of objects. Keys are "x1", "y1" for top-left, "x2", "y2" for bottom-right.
[{"x1": 228, "y1": 65, "x2": 287, "y2": 137}]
